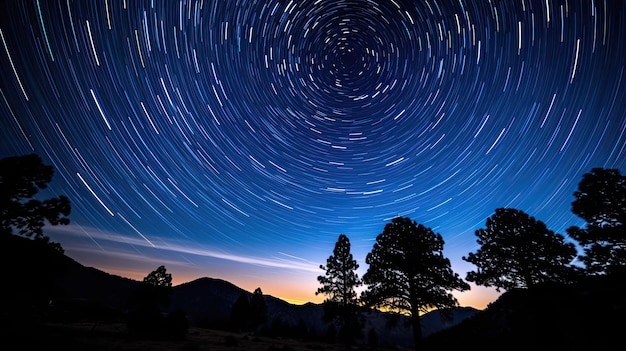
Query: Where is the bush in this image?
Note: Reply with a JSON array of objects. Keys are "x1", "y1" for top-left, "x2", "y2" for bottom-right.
[
  {"x1": 165, "y1": 309, "x2": 189, "y2": 340},
  {"x1": 127, "y1": 308, "x2": 189, "y2": 340}
]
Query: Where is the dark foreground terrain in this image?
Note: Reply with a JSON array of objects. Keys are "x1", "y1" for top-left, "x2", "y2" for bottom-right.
[
  {"x1": 422, "y1": 270, "x2": 626, "y2": 351},
  {"x1": 14, "y1": 322, "x2": 405, "y2": 351},
  {"x1": 3, "y1": 234, "x2": 626, "y2": 350}
]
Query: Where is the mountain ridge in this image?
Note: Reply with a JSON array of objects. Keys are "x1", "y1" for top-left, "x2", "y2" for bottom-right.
[
  {"x1": 2, "y1": 234, "x2": 476, "y2": 348},
  {"x1": 58, "y1": 257, "x2": 477, "y2": 348}
]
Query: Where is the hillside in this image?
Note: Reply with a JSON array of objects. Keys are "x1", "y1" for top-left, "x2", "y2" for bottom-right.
[
  {"x1": 422, "y1": 270, "x2": 626, "y2": 350},
  {"x1": 1, "y1": 234, "x2": 476, "y2": 348},
  {"x1": 5, "y1": 234, "x2": 624, "y2": 350}
]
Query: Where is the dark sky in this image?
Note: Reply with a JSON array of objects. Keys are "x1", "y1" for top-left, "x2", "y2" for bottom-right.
[{"x1": 1, "y1": 0, "x2": 624, "y2": 308}]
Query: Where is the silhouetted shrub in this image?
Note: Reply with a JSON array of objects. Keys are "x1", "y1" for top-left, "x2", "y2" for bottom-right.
[
  {"x1": 264, "y1": 315, "x2": 286, "y2": 337},
  {"x1": 324, "y1": 324, "x2": 337, "y2": 344},
  {"x1": 164, "y1": 309, "x2": 189, "y2": 340},
  {"x1": 127, "y1": 308, "x2": 189, "y2": 340},
  {"x1": 230, "y1": 292, "x2": 250, "y2": 331},
  {"x1": 1, "y1": 235, "x2": 67, "y2": 313},
  {"x1": 125, "y1": 267, "x2": 187, "y2": 340},
  {"x1": 223, "y1": 335, "x2": 239, "y2": 346},
  {"x1": 229, "y1": 288, "x2": 267, "y2": 333},
  {"x1": 368, "y1": 328, "x2": 378, "y2": 348},
  {"x1": 126, "y1": 304, "x2": 161, "y2": 337},
  {"x1": 266, "y1": 346, "x2": 297, "y2": 351}
]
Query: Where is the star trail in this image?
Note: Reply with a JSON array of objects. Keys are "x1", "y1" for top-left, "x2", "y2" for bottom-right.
[{"x1": 1, "y1": 0, "x2": 625, "y2": 308}]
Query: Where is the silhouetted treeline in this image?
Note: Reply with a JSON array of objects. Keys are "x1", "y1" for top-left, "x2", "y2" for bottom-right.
[
  {"x1": 421, "y1": 268, "x2": 626, "y2": 350},
  {"x1": 314, "y1": 167, "x2": 626, "y2": 350},
  {"x1": 2, "y1": 153, "x2": 625, "y2": 349},
  {"x1": 126, "y1": 265, "x2": 188, "y2": 340}
]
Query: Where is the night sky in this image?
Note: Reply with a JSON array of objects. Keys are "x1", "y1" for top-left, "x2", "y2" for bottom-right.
[{"x1": 1, "y1": 0, "x2": 625, "y2": 308}]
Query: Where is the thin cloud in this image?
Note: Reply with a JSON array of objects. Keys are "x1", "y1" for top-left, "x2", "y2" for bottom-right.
[{"x1": 47, "y1": 224, "x2": 319, "y2": 273}]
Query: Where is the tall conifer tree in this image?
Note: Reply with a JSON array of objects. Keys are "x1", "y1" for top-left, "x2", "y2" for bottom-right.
[
  {"x1": 317, "y1": 233, "x2": 361, "y2": 305},
  {"x1": 362, "y1": 217, "x2": 469, "y2": 351}
]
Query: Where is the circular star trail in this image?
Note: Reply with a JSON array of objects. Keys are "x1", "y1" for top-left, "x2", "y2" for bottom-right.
[{"x1": 1, "y1": 1, "x2": 625, "y2": 306}]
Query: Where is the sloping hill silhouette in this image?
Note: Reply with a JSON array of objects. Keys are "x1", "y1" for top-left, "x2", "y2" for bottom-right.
[
  {"x1": 47, "y1": 246, "x2": 626, "y2": 350},
  {"x1": 422, "y1": 270, "x2": 626, "y2": 350},
  {"x1": 55, "y1": 256, "x2": 142, "y2": 310},
  {"x1": 1, "y1": 234, "x2": 477, "y2": 348},
  {"x1": 169, "y1": 277, "x2": 249, "y2": 326}
]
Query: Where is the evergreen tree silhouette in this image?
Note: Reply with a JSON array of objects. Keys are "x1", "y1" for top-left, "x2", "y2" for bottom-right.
[
  {"x1": 316, "y1": 233, "x2": 362, "y2": 345},
  {"x1": 1, "y1": 154, "x2": 70, "y2": 241},
  {"x1": 464, "y1": 208, "x2": 579, "y2": 291},
  {"x1": 362, "y1": 217, "x2": 469, "y2": 351},
  {"x1": 567, "y1": 168, "x2": 626, "y2": 274}
]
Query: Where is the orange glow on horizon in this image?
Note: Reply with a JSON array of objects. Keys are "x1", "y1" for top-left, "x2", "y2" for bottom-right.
[
  {"x1": 51, "y1": 224, "x2": 500, "y2": 311},
  {"x1": 104, "y1": 266, "x2": 498, "y2": 310}
]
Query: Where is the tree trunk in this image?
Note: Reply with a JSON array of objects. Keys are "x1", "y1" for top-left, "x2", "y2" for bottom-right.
[{"x1": 411, "y1": 310, "x2": 423, "y2": 351}]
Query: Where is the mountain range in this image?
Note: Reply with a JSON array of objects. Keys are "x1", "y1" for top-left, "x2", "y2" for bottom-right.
[
  {"x1": 2, "y1": 234, "x2": 476, "y2": 348},
  {"x1": 5, "y1": 234, "x2": 623, "y2": 350},
  {"x1": 52, "y1": 251, "x2": 477, "y2": 348}
]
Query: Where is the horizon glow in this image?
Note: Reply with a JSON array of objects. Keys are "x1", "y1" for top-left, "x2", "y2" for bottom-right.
[{"x1": 1, "y1": 1, "x2": 625, "y2": 311}]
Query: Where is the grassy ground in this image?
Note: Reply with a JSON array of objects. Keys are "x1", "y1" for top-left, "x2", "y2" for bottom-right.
[{"x1": 17, "y1": 322, "x2": 406, "y2": 351}]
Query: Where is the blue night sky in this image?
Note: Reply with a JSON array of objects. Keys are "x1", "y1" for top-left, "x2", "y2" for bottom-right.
[{"x1": 1, "y1": 0, "x2": 624, "y2": 308}]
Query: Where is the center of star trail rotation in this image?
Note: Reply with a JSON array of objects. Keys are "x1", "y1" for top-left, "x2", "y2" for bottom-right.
[{"x1": 0, "y1": 0, "x2": 624, "y2": 307}]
